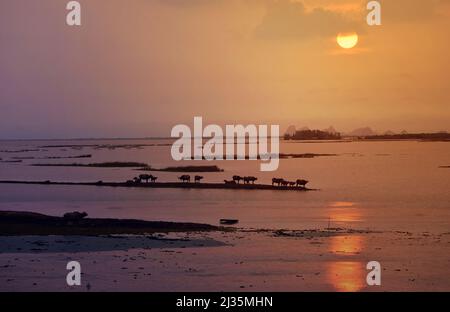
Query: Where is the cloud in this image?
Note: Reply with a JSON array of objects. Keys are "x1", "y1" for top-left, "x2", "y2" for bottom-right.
[
  {"x1": 380, "y1": 0, "x2": 441, "y2": 22},
  {"x1": 254, "y1": 0, "x2": 364, "y2": 41}
]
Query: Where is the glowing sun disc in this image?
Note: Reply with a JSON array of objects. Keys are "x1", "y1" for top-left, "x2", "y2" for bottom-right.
[{"x1": 337, "y1": 32, "x2": 358, "y2": 49}]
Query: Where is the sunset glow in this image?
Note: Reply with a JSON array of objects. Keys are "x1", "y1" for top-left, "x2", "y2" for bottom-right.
[
  {"x1": 0, "y1": 0, "x2": 449, "y2": 296},
  {"x1": 337, "y1": 32, "x2": 359, "y2": 49},
  {"x1": 1, "y1": 0, "x2": 449, "y2": 138}
]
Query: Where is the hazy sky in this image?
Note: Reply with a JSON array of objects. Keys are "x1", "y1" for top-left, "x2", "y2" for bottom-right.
[{"x1": 1, "y1": 0, "x2": 449, "y2": 139}]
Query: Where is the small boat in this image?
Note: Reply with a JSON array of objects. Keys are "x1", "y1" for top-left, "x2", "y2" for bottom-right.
[{"x1": 220, "y1": 219, "x2": 239, "y2": 225}]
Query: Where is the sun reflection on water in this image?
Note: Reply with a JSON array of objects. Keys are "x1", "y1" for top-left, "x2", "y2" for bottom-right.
[
  {"x1": 327, "y1": 234, "x2": 366, "y2": 292},
  {"x1": 327, "y1": 261, "x2": 365, "y2": 292},
  {"x1": 330, "y1": 235, "x2": 364, "y2": 254},
  {"x1": 327, "y1": 201, "x2": 363, "y2": 224}
]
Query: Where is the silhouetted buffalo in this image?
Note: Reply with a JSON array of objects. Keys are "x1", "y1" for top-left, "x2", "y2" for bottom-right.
[
  {"x1": 232, "y1": 175, "x2": 243, "y2": 184},
  {"x1": 272, "y1": 178, "x2": 283, "y2": 186},
  {"x1": 178, "y1": 175, "x2": 191, "y2": 183},
  {"x1": 244, "y1": 176, "x2": 258, "y2": 184},
  {"x1": 296, "y1": 179, "x2": 309, "y2": 187},
  {"x1": 139, "y1": 174, "x2": 153, "y2": 183},
  {"x1": 63, "y1": 211, "x2": 88, "y2": 221}
]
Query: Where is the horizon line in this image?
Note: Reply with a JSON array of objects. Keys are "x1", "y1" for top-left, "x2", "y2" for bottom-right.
[{"x1": 0, "y1": 131, "x2": 449, "y2": 142}]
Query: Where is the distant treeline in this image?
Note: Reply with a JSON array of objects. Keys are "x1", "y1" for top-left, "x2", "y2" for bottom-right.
[
  {"x1": 363, "y1": 133, "x2": 450, "y2": 141},
  {"x1": 285, "y1": 130, "x2": 341, "y2": 140}
]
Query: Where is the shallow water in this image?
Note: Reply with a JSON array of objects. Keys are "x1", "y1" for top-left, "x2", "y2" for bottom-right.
[{"x1": 1, "y1": 139, "x2": 449, "y2": 232}]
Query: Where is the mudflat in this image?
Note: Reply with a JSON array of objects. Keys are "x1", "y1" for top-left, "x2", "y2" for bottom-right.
[{"x1": 0, "y1": 211, "x2": 222, "y2": 236}]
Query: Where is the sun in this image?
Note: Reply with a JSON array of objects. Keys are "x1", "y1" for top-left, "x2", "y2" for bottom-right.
[{"x1": 337, "y1": 32, "x2": 358, "y2": 49}]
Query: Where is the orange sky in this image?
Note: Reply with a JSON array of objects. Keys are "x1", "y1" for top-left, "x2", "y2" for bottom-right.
[{"x1": 1, "y1": 0, "x2": 449, "y2": 138}]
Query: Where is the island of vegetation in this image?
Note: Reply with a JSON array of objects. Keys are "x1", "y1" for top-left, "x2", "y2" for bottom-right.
[
  {"x1": 0, "y1": 174, "x2": 313, "y2": 192},
  {"x1": 138, "y1": 165, "x2": 224, "y2": 172},
  {"x1": 31, "y1": 162, "x2": 149, "y2": 168},
  {"x1": 284, "y1": 129, "x2": 341, "y2": 140},
  {"x1": 362, "y1": 132, "x2": 450, "y2": 141},
  {"x1": 279, "y1": 153, "x2": 337, "y2": 158},
  {"x1": 30, "y1": 162, "x2": 225, "y2": 172}
]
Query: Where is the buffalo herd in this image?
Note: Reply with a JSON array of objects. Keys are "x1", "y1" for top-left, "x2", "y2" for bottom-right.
[{"x1": 129, "y1": 174, "x2": 308, "y2": 188}]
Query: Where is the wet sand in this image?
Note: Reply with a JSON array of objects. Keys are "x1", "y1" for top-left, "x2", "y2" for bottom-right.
[
  {"x1": 1, "y1": 229, "x2": 448, "y2": 292},
  {"x1": 0, "y1": 211, "x2": 222, "y2": 235}
]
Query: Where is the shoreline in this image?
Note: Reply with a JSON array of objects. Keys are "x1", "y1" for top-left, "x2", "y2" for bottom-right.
[
  {"x1": 1, "y1": 226, "x2": 448, "y2": 291},
  {"x1": 0, "y1": 211, "x2": 225, "y2": 236},
  {"x1": 1, "y1": 211, "x2": 449, "y2": 291},
  {"x1": 0, "y1": 180, "x2": 314, "y2": 192}
]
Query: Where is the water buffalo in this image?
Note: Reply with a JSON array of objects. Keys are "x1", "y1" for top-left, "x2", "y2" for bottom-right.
[
  {"x1": 272, "y1": 178, "x2": 283, "y2": 186},
  {"x1": 296, "y1": 179, "x2": 309, "y2": 187},
  {"x1": 139, "y1": 174, "x2": 153, "y2": 183},
  {"x1": 178, "y1": 175, "x2": 191, "y2": 183},
  {"x1": 244, "y1": 176, "x2": 258, "y2": 184},
  {"x1": 232, "y1": 175, "x2": 243, "y2": 184}
]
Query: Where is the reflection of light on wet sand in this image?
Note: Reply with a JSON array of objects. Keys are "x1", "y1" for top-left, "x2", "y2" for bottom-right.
[
  {"x1": 327, "y1": 235, "x2": 365, "y2": 291},
  {"x1": 329, "y1": 208, "x2": 362, "y2": 222},
  {"x1": 330, "y1": 235, "x2": 364, "y2": 254},
  {"x1": 329, "y1": 201, "x2": 356, "y2": 208},
  {"x1": 327, "y1": 201, "x2": 363, "y2": 223},
  {"x1": 327, "y1": 261, "x2": 365, "y2": 292}
]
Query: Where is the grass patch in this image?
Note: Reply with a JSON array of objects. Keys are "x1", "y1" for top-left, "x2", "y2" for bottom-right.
[
  {"x1": 138, "y1": 165, "x2": 224, "y2": 172},
  {"x1": 31, "y1": 162, "x2": 149, "y2": 168}
]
